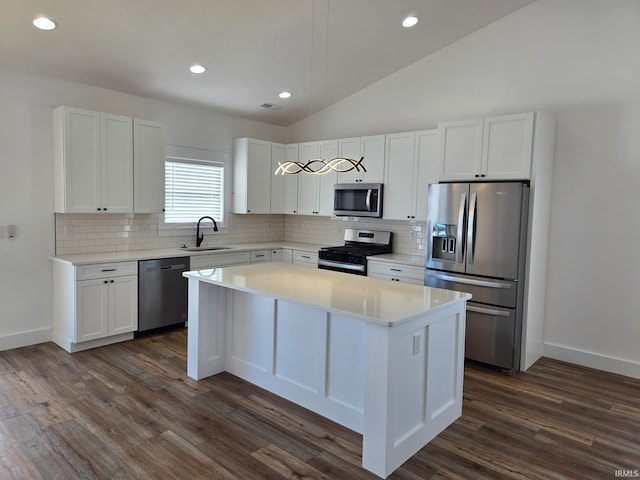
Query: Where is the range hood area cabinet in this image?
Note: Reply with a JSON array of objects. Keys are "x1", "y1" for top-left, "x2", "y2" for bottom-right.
[
  {"x1": 438, "y1": 112, "x2": 536, "y2": 181},
  {"x1": 53, "y1": 106, "x2": 165, "y2": 214}
]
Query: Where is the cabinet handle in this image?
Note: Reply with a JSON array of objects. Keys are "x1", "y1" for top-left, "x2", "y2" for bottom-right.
[
  {"x1": 255, "y1": 254, "x2": 265, "y2": 258},
  {"x1": 97, "y1": 208, "x2": 102, "y2": 211},
  {"x1": 480, "y1": 174, "x2": 486, "y2": 178},
  {"x1": 104, "y1": 208, "x2": 107, "y2": 211},
  {"x1": 103, "y1": 280, "x2": 108, "y2": 284},
  {"x1": 101, "y1": 268, "x2": 117, "y2": 272},
  {"x1": 301, "y1": 255, "x2": 310, "y2": 259},
  {"x1": 390, "y1": 268, "x2": 402, "y2": 272}
]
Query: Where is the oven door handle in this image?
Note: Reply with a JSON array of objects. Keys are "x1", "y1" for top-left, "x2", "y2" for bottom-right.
[{"x1": 318, "y1": 259, "x2": 365, "y2": 272}]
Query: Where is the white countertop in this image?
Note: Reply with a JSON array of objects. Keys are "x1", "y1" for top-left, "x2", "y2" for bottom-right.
[
  {"x1": 184, "y1": 263, "x2": 470, "y2": 326},
  {"x1": 50, "y1": 241, "x2": 328, "y2": 265}
]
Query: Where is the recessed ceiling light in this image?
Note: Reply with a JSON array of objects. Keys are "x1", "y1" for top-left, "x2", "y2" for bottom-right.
[
  {"x1": 402, "y1": 15, "x2": 419, "y2": 28},
  {"x1": 278, "y1": 91, "x2": 292, "y2": 99},
  {"x1": 189, "y1": 64, "x2": 206, "y2": 74},
  {"x1": 33, "y1": 16, "x2": 57, "y2": 31}
]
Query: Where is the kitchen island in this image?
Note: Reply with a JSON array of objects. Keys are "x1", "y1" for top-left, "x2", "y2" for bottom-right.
[{"x1": 184, "y1": 263, "x2": 470, "y2": 478}]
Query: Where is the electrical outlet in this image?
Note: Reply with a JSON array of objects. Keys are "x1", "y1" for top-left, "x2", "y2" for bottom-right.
[
  {"x1": 412, "y1": 333, "x2": 421, "y2": 355},
  {"x1": 6, "y1": 225, "x2": 15, "y2": 239}
]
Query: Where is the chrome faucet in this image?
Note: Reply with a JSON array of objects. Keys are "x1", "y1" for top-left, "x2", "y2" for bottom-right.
[{"x1": 196, "y1": 216, "x2": 218, "y2": 247}]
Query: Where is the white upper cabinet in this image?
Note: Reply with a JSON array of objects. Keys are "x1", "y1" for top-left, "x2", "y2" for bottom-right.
[
  {"x1": 54, "y1": 106, "x2": 133, "y2": 213},
  {"x1": 270, "y1": 142, "x2": 286, "y2": 214},
  {"x1": 414, "y1": 129, "x2": 439, "y2": 221},
  {"x1": 133, "y1": 118, "x2": 165, "y2": 213},
  {"x1": 383, "y1": 129, "x2": 438, "y2": 221},
  {"x1": 297, "y1": 142, "x2": 320, "y2": 215},
  {"x1": 383, "y1": 132, "x2": 416, "y2": 220},
  {"x1": 337, "y1": 135, "x2": 385, "y2": 183},
  {"x1": 481, "y1": 112, "x2": 534, "y2": 180},
  {"x1": 232, "y1": 137, "x2": 272, "y2": 214},
  {"x1": 283, "y1": 144, "x2": 299, "y2": 214},
  {"x1": 54, "y1": 106, "x2": 164, "y2": 214},
  {"x1": 438, "y1": 118, "x2": 483, "y2": 182},
  {"x1": 318, "y1": 140, "x2": 338, "y2": 215},
  {"x1": 438, "y1": 112, "x2": 535, "y2": 181}
]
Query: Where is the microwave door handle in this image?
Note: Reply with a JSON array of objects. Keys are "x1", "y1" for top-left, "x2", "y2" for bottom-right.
[
  {"x1": 467, "y1": 192, "x2": 477, "y2": 265},
  {"x1": 456, "y1": 192, "x2": 467, "y2": 263},
  {"x1": 366, "y1": 189, "x2": 372, "y2": 211}
]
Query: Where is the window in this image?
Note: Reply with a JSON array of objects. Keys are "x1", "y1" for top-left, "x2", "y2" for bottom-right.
[{"x1": 161, "y1": 145, "x2": 230, "y2": 231}]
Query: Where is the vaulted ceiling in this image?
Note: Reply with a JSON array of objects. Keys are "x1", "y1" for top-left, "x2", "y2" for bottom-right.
[{"x1": 0, "y1": 0, "x2": 535, "y2": 126}]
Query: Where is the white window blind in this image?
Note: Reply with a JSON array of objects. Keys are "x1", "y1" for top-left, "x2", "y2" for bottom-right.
[{"x1": 164, "y1": 158, "x2": 224, "y2": 224}]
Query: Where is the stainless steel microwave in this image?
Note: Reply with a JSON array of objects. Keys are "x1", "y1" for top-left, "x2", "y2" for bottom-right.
[{"x1": 333, "y1": 183, "x2": 383, "y2": 218}]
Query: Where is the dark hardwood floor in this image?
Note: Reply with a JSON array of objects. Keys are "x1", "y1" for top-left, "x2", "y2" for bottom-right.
[{"x1": 0, "y1": 328, "x2": 638, "y2": 479}]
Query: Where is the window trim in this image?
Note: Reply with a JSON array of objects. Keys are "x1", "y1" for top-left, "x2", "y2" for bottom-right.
[{"x1": 158, "y1": 144, "x2": 232, "y2": 237}]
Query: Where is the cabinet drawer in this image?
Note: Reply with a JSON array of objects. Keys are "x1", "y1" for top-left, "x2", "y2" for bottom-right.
[
  {"x1": 293, "y1": 250, "x2": 318, "y2": 265},
  {"x1": 190, "y1": 252, "x2": 251, "y2": 269},
  {"x1": 251, "y1": 250, "x2": 272, "y2": 263},
  {"x1": 76, "y1": 261, "x2": 138, "y2": 280},
  {"x1": 367, "y1": 261, "x2": 424, "y2": 280},
  {"x1": 368, "y1": 272, "x2": 424, "y2": 286}
]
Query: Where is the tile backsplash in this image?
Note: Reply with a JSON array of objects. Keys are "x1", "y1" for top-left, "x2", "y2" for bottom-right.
[{"x1": 55, "y1": 213, "x2": 426, "y2": 257}]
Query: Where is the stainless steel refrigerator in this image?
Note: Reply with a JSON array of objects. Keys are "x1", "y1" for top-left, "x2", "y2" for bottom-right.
[{"x1": 424, "y1": 182, "x2": 529, "y2": 373}]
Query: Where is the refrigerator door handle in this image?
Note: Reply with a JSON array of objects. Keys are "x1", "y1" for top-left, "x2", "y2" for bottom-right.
[
  {"x1": 456, "y1": 192, "x2": 467, "y2": 263},
  {"x1": 467, "y1": 305, "x2": 511, "y2": 317},
  {"x1": 425, "y1": 270, "x2": 513, "y2": 289},
  {"x1": 467, "y1": 192, "x2": 477, "y2": 265}
]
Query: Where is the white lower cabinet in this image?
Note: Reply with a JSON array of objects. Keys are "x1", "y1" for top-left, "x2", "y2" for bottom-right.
[
  {"x1": 77, "y1": 274, "x2": 137, "y2": 342},
  {"x1": 292, "y1": 250, "x2": 318, "y2": 267},
  {"x1": 282, "y1": 248, "x2": 293, "y2": 264},
  {"x1": 251, "y1": 250, "x2": 272, "y2": 263},
  {"x1": 367, "y1": 260, "x2": 424, "y2": 285},
  {"x1": 53, "y1": 260, "x2": 138, "y2": 352}
]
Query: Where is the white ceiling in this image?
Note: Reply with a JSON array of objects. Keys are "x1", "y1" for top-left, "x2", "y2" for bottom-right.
[{"x1": 1, "y1": 0, "x2": 535, "y2": 126}]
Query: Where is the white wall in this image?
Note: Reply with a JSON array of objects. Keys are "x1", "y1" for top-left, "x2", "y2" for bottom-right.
[
  {"x1": 289, "y1": 0, "x2": 640, "y2": 377},
  {"x1": 0, "y1": 69, "x2": 286, "y2": 350}
]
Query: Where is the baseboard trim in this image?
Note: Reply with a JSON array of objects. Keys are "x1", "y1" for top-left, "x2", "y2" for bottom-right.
[
  {"x1": 544, "y1": 342, "x2": 640, "y2": 379},
  {"x1": 0, "y1": 328, "x2": 52, "y2": 352}
]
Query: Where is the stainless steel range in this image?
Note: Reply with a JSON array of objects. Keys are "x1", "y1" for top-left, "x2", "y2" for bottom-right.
[{"x1": 318, "y1": 229, "x2": 392, "y2": 276}]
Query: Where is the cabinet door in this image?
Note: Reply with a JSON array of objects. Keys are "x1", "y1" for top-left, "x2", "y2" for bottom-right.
[
  {"x1": 383, "y1": 132, "x2": 415, "y2": 220},
  {"x1": 55, "y1": 107, "x2": 101, "y2": 213},
  {"x1": 318, "y1": 140, "x2": 338, "y2": 215},
  {"x1": 109, "y1": 275, "x2": 138, "y2": 335},
  {"x1": 414, "y1": 129, "x2": 439, "y2": 221},
  {"x1": 284, "y1": 144, "x2": 299, "y2": 214},
  {"x1": 76, "y1": 278, "x2": 109, "y2": 342},
  {"x1": 246, "y1": 139, "x2": 272, "y2": 214},
  {"x1": 482, "y1": 112, "x2": 534, "y2": 180},
  {"x1": 101, "y1": 113, "x2": 133, "y2": 213},
  {"x1": 438, "y1": 119, "x2": 483, "y2": 181},
  {"x1": 337, "y1": 137, "x2": 361, "y2": 183},
  {"x1": 270, "y1": 142, "x2": 286, "y2": 214},
  {"x1": 360, "y1": 135, "x2": 386, "y2": 183},
  {"x1": 134, "y1": 119, "x2": 165, "y2": 213},
  {"x1": 297, "y1": 142, "x2": 320, "y2": 215}
]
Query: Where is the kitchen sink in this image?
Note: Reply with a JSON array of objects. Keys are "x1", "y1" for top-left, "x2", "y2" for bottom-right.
[{"x1": 180, "y1": 246, "x2": 232, "y2": 251}]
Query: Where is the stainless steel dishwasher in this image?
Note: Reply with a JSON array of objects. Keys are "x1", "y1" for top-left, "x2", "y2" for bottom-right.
[{"x1": 137, "y1": 257, "x2": 189, "y2": 335}]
